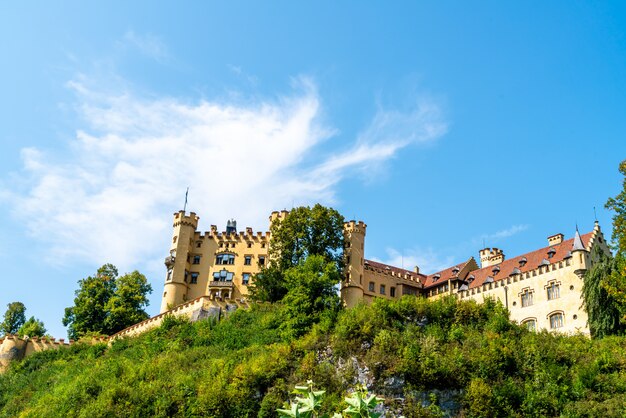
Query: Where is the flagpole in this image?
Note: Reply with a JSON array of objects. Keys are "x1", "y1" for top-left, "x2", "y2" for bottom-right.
[{"x1": 183, "y1": 187, "x2": 189, "y2": 212}]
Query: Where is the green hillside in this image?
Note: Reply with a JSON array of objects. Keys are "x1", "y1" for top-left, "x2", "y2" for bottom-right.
[{"x1": 2, "y1": 297, "x2": 626, "y2": 417}]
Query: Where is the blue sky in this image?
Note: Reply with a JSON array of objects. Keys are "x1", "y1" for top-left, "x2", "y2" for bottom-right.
[{"x1": 1, "y1": 1, "x2": 624, "y2": 338}]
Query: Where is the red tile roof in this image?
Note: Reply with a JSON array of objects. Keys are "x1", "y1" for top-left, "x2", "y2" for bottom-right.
[
  {"x1": 364, "y1": 259, "x2": 426, "y2": 283},
  {"x1": 463, "y1": 232, "x2": 593, "y2": 289},
  {"x1": 422, "y1": 259, "x2": 473, "y2": 288}
]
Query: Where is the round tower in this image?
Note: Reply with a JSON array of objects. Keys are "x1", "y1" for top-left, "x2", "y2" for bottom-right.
[
  {"x1": 160, "y1": 210, "x2": 199, "y2": 313},
  {"x1": 341, "y1": 220, "x2": 367, "y2": 308}
]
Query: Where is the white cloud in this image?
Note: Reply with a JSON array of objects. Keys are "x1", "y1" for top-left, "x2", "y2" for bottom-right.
[
  {"x1": 372, "y1": 247, "x2": 456, "y2": 275},
  {"x1": 2, "y1": 77, "x2": 447, "y2": 275},
  {"x1": 480, "y1": 224, "x2": 529, "y2": 243}
]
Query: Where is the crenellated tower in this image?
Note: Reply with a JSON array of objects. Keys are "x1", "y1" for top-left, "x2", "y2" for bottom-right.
[
  {"x1": 341, "y1": 220, "x2": 367, "y2": 308},
  {"x1": 160, "y1": 210, "x2": 200, "y2": 313}
]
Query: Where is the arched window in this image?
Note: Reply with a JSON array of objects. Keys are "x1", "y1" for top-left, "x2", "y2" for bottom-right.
[
  {"x1": 522, "y1": 318, "x2": 537, "y2": 331},
  {"x1": 549, "y1": 312, "x2": 564, "y2": 329}
]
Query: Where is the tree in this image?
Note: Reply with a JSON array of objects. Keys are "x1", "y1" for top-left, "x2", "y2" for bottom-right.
[
  {"x1": 582, "y1": 246, "x2": 625, "y2": 337},
  {"x1": 0, "y1": 302, "x2": 26, "y2": 336},
  {"x1": 104, "y1": 270, "x2": 152, "y2": 333},
  {"x1": 279, "y1": 255, "x2": 342, "y2": 337},
  {"x1": 250, "y1": 204, "x2": 345, "y2": 302},
  {"x1": 63, "y1": 264, "x2": 152, "y2": 339},
  {"x1": 269, "y1": 204, "x2": 345, "y2": 272},
  {"x1": 605, "y1": 159, "x2": 626, "y2": 254},
  {"x1": 17, "y1": 317, "x2": 47, "y2": 338}
]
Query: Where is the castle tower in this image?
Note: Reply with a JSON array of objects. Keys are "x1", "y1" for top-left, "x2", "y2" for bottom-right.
[
  {"x1": 479, "y1": 247, "x2": 505, "y2": 268},
  {"x1": 160, "y1": 210, "x2": 199, "y2": 313},
  {"x1": 341, "y1": 220, "x2": 367, "y2": 308},
  {"x1": 571, "y1": 226, "x2": 589, "y2": 277}
]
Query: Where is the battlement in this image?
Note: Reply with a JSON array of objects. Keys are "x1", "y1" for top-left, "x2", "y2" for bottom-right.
[
  {"x1": 173, "y1": 210, "x2": 199, "y2": 228},
  {"x1": 344, "y1": 220, "x2": 367, "y2": 233},
  {"x1": 269, "y1": 210, "x2": 290, "y2": 224},
  {"x1": 479, "y1": 247, "x2": 505, "y2": 268}
]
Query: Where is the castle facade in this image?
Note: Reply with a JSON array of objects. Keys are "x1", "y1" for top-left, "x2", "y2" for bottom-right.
[{"x1": 160, "y1": 210, "x2": 611, "y2": 335}]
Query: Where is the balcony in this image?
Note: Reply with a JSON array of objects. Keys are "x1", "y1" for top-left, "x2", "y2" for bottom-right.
[{"x1": 209, "y1": 281, "x2": 234, "y2": 289}]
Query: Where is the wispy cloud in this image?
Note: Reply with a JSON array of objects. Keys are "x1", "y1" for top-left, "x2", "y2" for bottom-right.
[
  {"x1": 2, "y1": 77, "x2": 447, "y2": 274},
  {"x1": 371, "y1": 247, "x2": 456, "y2": 275},
  {"x1": 122, "y1": 30, "x2": 168, "y2": 61},
  {"x1": 477, "y1": 224, "x2": 529, "y2": 246}
]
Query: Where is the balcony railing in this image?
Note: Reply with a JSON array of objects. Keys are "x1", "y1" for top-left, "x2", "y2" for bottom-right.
[{"x1": 209, "y1": 281, "x2": 234, "y2": 288}]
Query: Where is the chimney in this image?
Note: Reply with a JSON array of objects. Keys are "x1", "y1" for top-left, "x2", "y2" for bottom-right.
[
  {"x1": 548, "y1": 233, "x2": 564, "y2": 246},
  {"x1": 414, "y1": 265, "x2": 420, "y2": 274}
]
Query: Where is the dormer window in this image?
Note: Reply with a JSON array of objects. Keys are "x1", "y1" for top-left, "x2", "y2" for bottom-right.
[
  {"x1": 519, "y1": 257, "x2": 527, "y2": 267},
  {"x1": 540, "y1": 259, "x2": 550, "y2": 267},
  {"x1": 547, "y1": 247, "x2": 556, "y2": 259},
  {"x1": 467, "y1": 274, "x2": 475, "y2": 283},
  {"x1": 511, "y1": 267, "x2": 521, "y2": 276},
  {"x1": 432, "y1": 273, "x2": 441, "y2": 282},
  {"x1": 452, "y1": 266, "x2": 460, "y2": 274},
  {"x1": 484, "y1": 276, "x2": 494, "y2": 283},
  {"x1": 492, "y1": 266, "x2": 500, "y2": 275}
]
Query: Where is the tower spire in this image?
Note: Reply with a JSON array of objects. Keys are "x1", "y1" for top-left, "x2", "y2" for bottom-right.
[{"x1": 572, "y1": 225, "x2": 585, "y2": 251}]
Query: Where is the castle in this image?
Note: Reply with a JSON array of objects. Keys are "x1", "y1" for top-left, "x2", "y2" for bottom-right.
[
  {"x1": 0, "y1": 209, "x2": 612, "y2": 371},
  {"x1": 159, "y1": 209, "x2": 612, "y2": 335}
]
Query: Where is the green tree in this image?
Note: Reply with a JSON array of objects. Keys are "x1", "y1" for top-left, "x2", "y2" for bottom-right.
[
  {"x1": 605, "y1": 159, "x2": 626, "y2": 253},
  {"x1": 17, "y1": 317, "x2": 47, "y2": 338},
  {"x1": 280, "y1": 255, "x2": 342, "y2": 337},
  {"x1": 0, "y1": 302, "x2": 26, "y2": 336},
  {"x1": 63, "y1": 264, "x2": 152, "y2": 339},
  {"x1": 251, "y1": 204, "x2": 345, "y2": 302},
  {"x1": 104, "y1": 270, "x2": 152, "y2": 333},
  {"x1": 582, "y1": 246, "x2": 626, "y2": 337}
]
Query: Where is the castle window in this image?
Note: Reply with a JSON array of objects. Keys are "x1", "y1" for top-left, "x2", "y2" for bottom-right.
[
  {"x1": 390, "y1": 287, "x2": 396, "y2": 297},
  {"x1": 231, "y1": 243, "x2": 236, "y2": 248},
  {"x1": 216, "y1": 254, "x2": 235, "y2": 265},
  {"x1": 190, "y1": 272, "x2": 199, "y2": 284},
  {"x1": 547, "y1": 282, "x2": 560, "y2": 300},
  {"x1": 247, "y1": 242, "x2": 252, "y2": 248},
  {"x1": 520, "y1": 289, "x2": 534, "y2": 307},
  {"x1": 380, "y1": 284, "x2": 386, "y2": 295},
  {"x1": 173, "y1": 236, "x2": 178, "y2": 244},
  {"x1": 258, "y1": 256, "x2": 266, "y2": 266},
  {"x1": 244, "y1": 256, "x2": 252, "y2": 265},
  {"x1": 242, "y1": 273, "x2": 251, "y2": 285},
  {"x1": 219, "y1": 242, "x2": 223, "y2": 248},
  {"x1": 549, "y1": 312, "x2": 564, "y2": 329},
  {"x1": 196, "y1": 241, "x2": 202, "y2": 248},
  {"x1": 522, "y1": 319, "x2": 536, "y2": 331},
  {"x1": 213, "y1": 269, "x2": 234, "y2": 282},
  {"x1": 166, "y1": 269, "x2": 172, "y2": 281},
  {"x1": 346, "y1": 256, "x2": 351, "y2": 264},
  {"x1": 193, "y1": 255, "x2": 201, "y2": 264},
  {"x1": 369, "y1": 282, "x2": 375, "y2": 292},
  {"x1": 261, "y1": 243, "x2": 266, "y2": 248},
  {"x1": 359, "y1": 274, "x2": 362, "y2": 284}
]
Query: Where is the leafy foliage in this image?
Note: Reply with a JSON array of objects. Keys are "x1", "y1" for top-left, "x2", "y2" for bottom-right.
[
  {"x1": 251, "y1": 204, "x2": 345, "y2": 303},
  {"x1": 0, "y1": 301, "x2": 26, "y2": 336},
  {"x1": 17, "y1": 316, "x2": 47, "y2": 338},
  {"x1": 2, "y1": 297, "x2": 626, "y2": 417},
  {"x1": 63, "y1": 264, "x2": 152, "y2": 339},
  {"x1": 279, "y1": 255, "x2": 342, "y2": 338},
  {"x1": 605, "y1": 159, "x2": 626, "y2": 254},
  {"x1": 582, "y1": 246, "x2": 626, "y2": 337}
]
